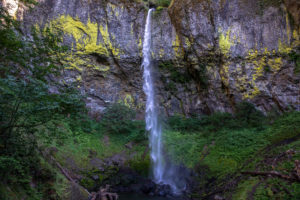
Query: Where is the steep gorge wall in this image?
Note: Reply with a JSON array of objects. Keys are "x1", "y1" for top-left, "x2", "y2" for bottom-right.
[
  {"x1": 168, "y1": 0, "x2": 300, "y2": 114},
  {"x1": 3, "y1": 0, "x2": 300, "y2": 116}
]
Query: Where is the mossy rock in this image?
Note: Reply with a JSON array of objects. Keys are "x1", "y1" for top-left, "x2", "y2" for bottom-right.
[
  {"x1": 128, "y1": 156, "x2": 151, "y2": 177},
  {"x1": 79, "y1": 177, "x2": 95, "y2": 191},
  {"x1": 67, "y1": 182, "x2": 90, "y2": 200}
]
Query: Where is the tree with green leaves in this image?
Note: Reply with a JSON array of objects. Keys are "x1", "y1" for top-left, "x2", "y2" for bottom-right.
[{"x1": 0, "y1": 3, "x2": 86, "y2": 198}]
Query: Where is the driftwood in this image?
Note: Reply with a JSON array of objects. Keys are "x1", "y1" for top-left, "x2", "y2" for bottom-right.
[
  {"x1": 90, "y1": 185, "x2": 118, "y2": 200},
  {"x1": 241, "y1": 171, "x2": 299, "y2": 182},
  {"x1": 272, "y1": 150, "x2": 299, "y2": 169},
  {"x1": 242, "y1": 150, "x2": 300, "y2": 183}
]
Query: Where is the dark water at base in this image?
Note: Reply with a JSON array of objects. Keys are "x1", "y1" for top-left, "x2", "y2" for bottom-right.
[{"x1": 120, "y1": 194, "x2": 172, "y2": 200}]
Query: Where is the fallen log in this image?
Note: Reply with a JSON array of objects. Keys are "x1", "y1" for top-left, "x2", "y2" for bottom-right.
[{"x1": 241, "y1": 171, "x2": 300, "y2": 182}]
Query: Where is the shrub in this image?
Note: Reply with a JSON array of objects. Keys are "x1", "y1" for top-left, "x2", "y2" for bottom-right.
[
  {"x1": 167, "y1": 112, "x2": 237, "y2": 133},
  {"x1": 128, "y1": 155, "x2": 151, "y2": 177},
  {"x1": 167, "y1": 114, "x2": 201, "y2": 132},
  {"x1": 200, "y1": 112, "x2": 237, "y2": 132},
  {"x1": 0, "y1": 4, "x2": 85, "y2": 197},
  {"x1": 101, "y1": 103, "x2": 135, "y2": 134},
  {"x1": 289, "y1": 50, "x2": 300, "y2": 74},
  {"x1": 234, "y1": 101, "x2": 265, "y2": 128},
  {"x1": 266, "y1": 111, "x2": 300, "y2": 143},
  {"x1": 163, "y1": 130, "x2": 206, "y2": 168},
  {"x1": 100, "y1": 103, "x2": 146, "y2": 141},
  {"x1": 0, "y1": 156, "x2": 26, "y2": 184},
  {"x1": 153, "y1": 0, "x2": 171, "y2": 7}
]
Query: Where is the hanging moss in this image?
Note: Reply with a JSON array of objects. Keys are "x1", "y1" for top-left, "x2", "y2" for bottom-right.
[
  {"x1": 158, "y1": 61, "x2": 191, "y2": 84},
  {"x1": 289, "y1": 50, "x2": 300, "y2": 74}
]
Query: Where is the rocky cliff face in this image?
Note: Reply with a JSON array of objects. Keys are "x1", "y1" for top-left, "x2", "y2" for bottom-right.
[{"x1": 5, "y1": 0, "x2": 300, "y2": 116}]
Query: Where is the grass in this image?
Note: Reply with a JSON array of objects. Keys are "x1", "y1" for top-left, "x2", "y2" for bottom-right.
[
  {"x1": 39, "y1": 120, "x2": 148, "y2": 170},
  {"x1": 163, "y1": 110, "x2": 300, "y2": 199},
  {"x1": 3, "y1": 101, "x2": 299, "y2": 199}
]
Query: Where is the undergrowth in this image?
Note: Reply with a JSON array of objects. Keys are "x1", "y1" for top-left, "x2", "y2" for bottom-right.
[{"x1": 163, "y1": 102, "x2": 300, "y2": 199}]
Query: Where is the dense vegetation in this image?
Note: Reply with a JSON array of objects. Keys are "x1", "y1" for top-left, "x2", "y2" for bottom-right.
[
  {"x1": 0, "y1": 2, "x2": 88, "y2": 198},
  {"x1": 164, "y1": 104, "x2": 300, "y2": 199}
]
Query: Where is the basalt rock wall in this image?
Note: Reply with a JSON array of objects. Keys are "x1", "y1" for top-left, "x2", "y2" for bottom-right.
[{"x1": 3, "y1": 0, "x2": 300, "y2": 116}]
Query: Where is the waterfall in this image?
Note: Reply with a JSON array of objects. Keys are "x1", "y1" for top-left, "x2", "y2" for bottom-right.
[
  {"x1": 142, "y1": 8, "x2": 183, "y2": 194},
  {"x1": 142, "y1": 8, "x2": 165, "y2": 183}
]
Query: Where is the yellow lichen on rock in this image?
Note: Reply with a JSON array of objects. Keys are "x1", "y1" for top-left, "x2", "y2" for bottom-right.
[
  {"x1": 41, "y1": 15, "x2": 124, "y2": 71},
  {"x1": 268, "y1": 57, "x2": 282, "y2": 72},
  {"x1": 118, "y1": 93, "x2": 134, "y2": 108},
  {"x1": 76, "y1": 76, "x2": 82, "y2": 81},
  {"x1": 62, "y1": 53, "x2": 84, "y2": 71},
  {"x1": 278, "y1": 39, "x2": 292, "y2": 54},
  {"x1": 241, "y1": 46, "x2": 285, "y2": 100},
  {"x1": 99, "y1": 24, "x2": 120, "y2": 57},
  {"x1": 48, "y1": 15, "x2": 120, "y2": 58},
  {"x1": 252, "y1": 56, "x2": 266, "y2": 81},
  {"x1": 137, "y1": 37, "x2": 143, "y2": 56},
  {"x1": 292, "y1": 29, "x2": 300, "y2": 47},
  {"x1": 220, "y1": 61, "x2": 230, "y2": 86},
  {"x1": 94, "y1": 65, "x2": 110, "y2": 72},
  {"x1": 219, "y1": 28, "x2": 232, "y2": 55},
  {"x1": 243, "y1": 84, "x2": 260, "y2": 100},
  {"x1": 172, "y1": 34, "x2": 183, "y2": 58},
  {"x1": 107, "y1": 3, "x2": 119, "y2": 17},
  {"x1": 185, "y1": 37, "x2": 192, "y2": 49},
  {"x1": 159, "y1": 49, "x2": 165, "y2": 58}
]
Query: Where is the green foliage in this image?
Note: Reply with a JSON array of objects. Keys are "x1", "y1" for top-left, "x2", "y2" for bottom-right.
[
  {"x1": 167, "y1": 102, "x2": 265, "y2": 134},
  {"x1": 127, "y1": 155, "x2": 151, "y2": 177},
  {"x1": 164, "y1": 110, "x2": 300, "y2": 199},
  {"x1": 0, "y1": 5, "x2": 86, "y2": 199},
  {"x1": 80, "y1": 177, "x2": 95, "y2": 191},
  {"x1": 289, "y1": 50, "x2": 300, "y2": 74},
  {"x1": 164, "y1": 131, "x2": 205, "y2": 168},
  {"x1": 0, "y1": 156, "x2": 25, "y2": 184},
  {"x1": 196, "y1": 63, "x2": 209, "y2": 89},
  {"x1": 100, "y1": 103, "x2": 146, "y2": 142},
  {"x1": 101, "y1": 103, "x2": 135, "y2": 133},
  {"x1": 266, "y1": 111, "x2": 300, "y2": 143},
  {"x1": 251, "y1": 178, "x2": 300, "y2": 200},
  {"x1": 232, "y1": 177, "x2": 260, "y2": 200},
  {"x1": 167, "y1": 114, "x2": 201, "y2": 132},
  {"x1": 152, "y1": 0, "x2": 171, "y2": 7},
  {"x1": 235, "y1": 101, "x2": 265, "y2": 128},
  {"x1": 159, "y1": 61, "x2": 191, "y2": 84},
  {"x1": 200, "y1": 112, "x2": 238, "y2": 132}
]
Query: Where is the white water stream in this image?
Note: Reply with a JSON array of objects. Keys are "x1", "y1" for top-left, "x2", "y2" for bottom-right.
[
  {"x1": 142, "y1": 9, "x2": 183, "y2": 194},
  {"x1": 142, "y1": 9, "x2": 165, "y2": 183}
]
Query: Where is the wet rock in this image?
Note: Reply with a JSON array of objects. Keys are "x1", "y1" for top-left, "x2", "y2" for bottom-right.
[
  {"x1": 155, "y1": 184, "x2": 172, "y2": 197},
  {"x1": 90, "y1": 158, "x2": 105, "y2": 171},
  {"x1": 92, "y1": 175, "x2": 99, "y2": 181},
  {"x1": 141, "y1": 180, "x2": 156, "y2": 194},
  {"x1": 125, "y1": 142, "x2": 133, "y2": 149},
  {"x1": 214, "y1": 194, "x2": 225, "y2": 200}
]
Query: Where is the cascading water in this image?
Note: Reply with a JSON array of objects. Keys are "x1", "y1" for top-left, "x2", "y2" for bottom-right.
[
  {"x1": 142, "y1": 8, "x2": 164, "y2": 183},
  {"x1": 142, "y1": 9, "x2": 184, "y2": 195}
]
